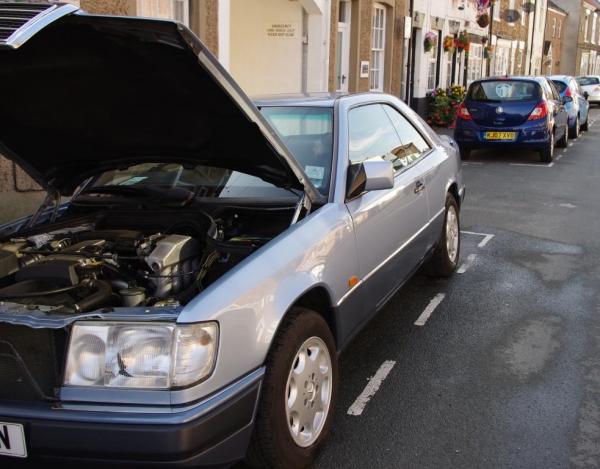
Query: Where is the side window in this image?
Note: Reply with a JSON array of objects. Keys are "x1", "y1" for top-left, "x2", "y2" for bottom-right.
[
  {"x1": 549, "y1": 81, "x2": 561, "y2": 101},
  {"x1": 382, "y1": 105, "x2": 431, "y2": 171},
  {"x1": 348, "y1": 104, "x2": 401, "y2": 164}
]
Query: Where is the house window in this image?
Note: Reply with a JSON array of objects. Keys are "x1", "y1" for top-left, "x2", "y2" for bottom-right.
[
  {"x1": 137, "y1": 0, "x2": 189, "y2": 26},
  {"x1": 593, "y1": 13, "x2": 597, "y2": 44},
  {"x1": 581, "y1": 51, "x2": 590, "y2": 75},
  {"x1": 446, "y1": 53, "x2": 453, "y2": 88},
  {"x1": 426, "y1": 31, "x2": 439, "y2": 91},
  {"x1": 552, "y1": 18, "x2": 556, "y2": 37},
  {"x1": 508, "y1": 0, "x2": 515, "y2": 25},
  {"x1": 521, "y1": 0, "x2": 526, "y2": 26},
  {"x1": 494, "y1": 44, "x2": 510, "y2": 76},
  {"x1": 557, "y1": 19, "x2": 562, "y2": 38},
  {"x1": 584, "y1": 10, "x2": 590, "y2": 43},
  {"x1": 370, "y1": 3, "x2": 386, "y2": 92},
  {"x1": 493, "y1": 1, "x2": 500, "y2": 21},
  {"x1": 467, "y1": 44, "x2": 483, "y2": 85}
]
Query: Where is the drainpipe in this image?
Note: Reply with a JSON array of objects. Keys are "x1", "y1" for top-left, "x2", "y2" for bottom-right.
[
  {"x1": 527, "y1": 0, "x2": 538, "y2": 75},
  {"x1": 301, "y1": 9, "x2": 309, "y2": 94},
  {"x1": 405, "y1": 0, "x2": 414, "y2": 103},
  {"x1": 487, "y1": 1, "x2": 494, "y2": 76}
]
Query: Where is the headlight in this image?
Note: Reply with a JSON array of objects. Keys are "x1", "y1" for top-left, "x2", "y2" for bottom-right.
[{"x1": 64, "y1": 322, "x2": 218, "y2": 389}]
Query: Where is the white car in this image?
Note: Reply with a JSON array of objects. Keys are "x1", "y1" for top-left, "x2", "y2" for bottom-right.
[{"x1": 577, "y1": 75, "x2": 600, "y2": 104}]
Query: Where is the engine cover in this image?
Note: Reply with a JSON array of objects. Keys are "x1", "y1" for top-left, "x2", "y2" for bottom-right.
[{"x1": 145, "y1": 235, "x2": 200, "y2": 298}]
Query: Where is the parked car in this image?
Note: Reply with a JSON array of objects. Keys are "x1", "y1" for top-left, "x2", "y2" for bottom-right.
[
  {"x1": 577, "y1": 75, "x2": 600, "y2": 105},
  {"x1": 0, "y1": 4, "x2": 464, "y2": 468},
  {"x1": 454, "y1": 76, "x2": 570, "y2": 163},
  {"x1": 549, "y1": 75, "x2": 590, "y2": 138}
]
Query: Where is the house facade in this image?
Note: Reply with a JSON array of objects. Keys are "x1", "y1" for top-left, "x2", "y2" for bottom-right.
[
  {"x1": 554, "y1": 0, "x2": 600, "y2": 75},
  {"x1": 543, "y1": 0, "x2": 568, "y2": 75}
]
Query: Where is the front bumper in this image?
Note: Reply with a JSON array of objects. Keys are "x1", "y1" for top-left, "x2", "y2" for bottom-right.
[{"x1": 0, "y1": 368, "x2": 264, "y2": 467}]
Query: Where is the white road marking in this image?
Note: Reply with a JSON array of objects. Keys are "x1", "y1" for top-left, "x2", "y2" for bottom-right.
[
  {"x1": 568, "y1": 142, "x2": 574, "y2": 147},
  {"x1": 457, "y1": 253, "x2": 477, "y2": 274},
  {"x1": 462, "y1": 161, "x2": 484, "y2": 165},
  {"x1": 414, "y1": 293, "x2": 446, "y2": 327},
  {"x1": 555, "y1": 155, "x2": 562, "y2": 161},
  {"x1": 559, "y1": 203, "x2": 577, "y2": 209},
  {"x1": 461, "y1": 230, "x2": 495, "y2": 248},
  {"x1": 347, "y1": 360, "x2": 396, "y2": 416},
  {"x1": 510, "y1": 162, "x2": 554, "y2": 168}
]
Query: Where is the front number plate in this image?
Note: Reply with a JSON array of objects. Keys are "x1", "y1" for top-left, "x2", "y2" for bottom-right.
[
  {"x1": 0, "y1": 422, "x2": 27, "y2": 458},
  {"x1": 484, "y1": 131, "x2": 516, "y2": 140}
]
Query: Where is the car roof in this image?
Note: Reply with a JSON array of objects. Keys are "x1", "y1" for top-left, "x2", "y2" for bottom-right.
[
  {"x1": 253, "y1": 91, "x2": 385, "y2": 107},
  {"x1": 548, "y1": 75, "x2": 573, "y2": 82}
]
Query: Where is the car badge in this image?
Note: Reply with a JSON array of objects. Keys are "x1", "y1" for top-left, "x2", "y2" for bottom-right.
[{"x1": 496, "y1": 106, "x2": 504, "y2": 114}]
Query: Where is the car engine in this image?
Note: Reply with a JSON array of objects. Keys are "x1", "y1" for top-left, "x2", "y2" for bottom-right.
[{"x1": 0, "y1": 225, "x2": 218, "y2": 312}]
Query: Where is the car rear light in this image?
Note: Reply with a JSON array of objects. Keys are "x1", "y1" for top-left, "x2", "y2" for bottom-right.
[
  {"x1": 595, "y1": 86, "x2": 600, "y2": 92},
  {"x1": 528, "y1": 102, "x2": 549, "y2": 121},
  {"x1": 565, "y1": 86, "x2": 572, "y2": 98},
  {"x1": 456, "y1": 102, "x2": 472, "y2": 120}
]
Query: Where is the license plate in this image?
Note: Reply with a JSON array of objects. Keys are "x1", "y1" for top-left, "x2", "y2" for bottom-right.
[
  {"x1": 0, "y1": 423, "x2": 27, "y2": 458},
  {"x1": 484, "y1": 131, "x2": 517, "y2": 140}
]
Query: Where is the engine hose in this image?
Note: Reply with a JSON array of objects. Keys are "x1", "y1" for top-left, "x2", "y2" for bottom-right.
[
  {"x1": 0, "y1": 283, "x2": 81, "y2": 299},
  {"x1": 72, "y1": 279, "x2": 113, "y2": 313}
]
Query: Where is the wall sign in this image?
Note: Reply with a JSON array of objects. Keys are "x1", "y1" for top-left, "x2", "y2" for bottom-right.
[
  {"x1": 265, "y1": 22, "x2": 299, "y2": 39},
  {"x1": 412, "y1": 11, "x2": 425, "y2": 29},
  {"x1": 431, "y1": 16, "x2": 445, "y2": 30},
  {"x1": 360, "y1": 61, "x2": 370, "y2": 78}
]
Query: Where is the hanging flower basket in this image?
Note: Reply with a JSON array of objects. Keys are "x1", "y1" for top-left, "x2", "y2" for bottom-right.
[
  {"x1": 477, "y1": 12, "x2": 490, "y2": 28},
  {"x1": 424, "y1": 31, "x2": 437, "y2": 53},
  {"x1": 456, "y1": 30, "x2": 470, "y2": 53},
  {"x1": 443, "y1": 35, "x2": 455, "y2": 53}
]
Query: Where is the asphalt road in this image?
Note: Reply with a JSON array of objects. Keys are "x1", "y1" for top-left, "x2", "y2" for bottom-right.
[{"x1": 313, "y1": 108, "x2": 600, "y2": 469}]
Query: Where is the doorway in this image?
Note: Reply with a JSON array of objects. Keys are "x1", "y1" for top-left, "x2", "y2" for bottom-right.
[{"x1": 335, "y1": 0, "x2": 352, "y2": 92}]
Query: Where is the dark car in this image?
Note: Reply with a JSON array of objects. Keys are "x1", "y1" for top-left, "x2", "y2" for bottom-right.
[
  {"x1": 549, "y1": 75, "x2": 590, "y2": 138},
  {"x1": 454, "y1": 77, "x2": 570, "y2": 163}
]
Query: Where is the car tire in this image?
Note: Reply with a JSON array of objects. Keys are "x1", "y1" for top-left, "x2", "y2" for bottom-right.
[
  {"x1": 557, "y1": 124, "x2": 569, "y2": 148},
  {"x1": 540, "y1": 131, "x2": 555, "y2": 163},
  {"x1": 428, "y1": 193, "x2": 460, "y2": 277},
  {"x1": 581, "y1": 115, "x2": 589, "y2": 131},
  {"x1": 459, "y1": 146, "x2": 471, "y2": 160},
  {"x1": 247, "y1": 308, "x2": 338, "y2": 469},
  {"x1": 569, "y1": 116, "x2": 580, "y2": 139}
]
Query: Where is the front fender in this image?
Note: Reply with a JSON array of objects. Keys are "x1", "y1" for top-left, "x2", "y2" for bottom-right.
[{"x1": 176, "y1": 203, "x2": 358, "y2": 399}]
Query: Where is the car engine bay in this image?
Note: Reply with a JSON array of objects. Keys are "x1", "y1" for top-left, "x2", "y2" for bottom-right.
[{"x1": 0, "y1": 205, "x2": 293, "y2": 313}]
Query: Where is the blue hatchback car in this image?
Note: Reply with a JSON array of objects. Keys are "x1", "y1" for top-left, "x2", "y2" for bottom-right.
[
  {"x1": 549, "y1": 75, "x2": 590, "y2": 139},
  {"x1": 454, "y1": 77, "x2": 569, "y2": 163}
]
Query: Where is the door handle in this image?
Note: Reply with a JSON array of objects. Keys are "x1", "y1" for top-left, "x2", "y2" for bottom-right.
[{"x1": 414, "y1": 181, "x2": 425, "y2": 194}]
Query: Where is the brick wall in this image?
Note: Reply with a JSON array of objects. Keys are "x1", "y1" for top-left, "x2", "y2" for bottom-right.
[
  {"x1": 80, "y1": 0, "x2": 135, "y2": 15},
  {"x1": 328, "y1": 0, "x2": 408, "y2": 95},
  {"x1": 492, "y1": 0, "x2": 529, "y2": 42},
  {"x1": 544, "y1": 8, "x2": 567, "y2": 74}
]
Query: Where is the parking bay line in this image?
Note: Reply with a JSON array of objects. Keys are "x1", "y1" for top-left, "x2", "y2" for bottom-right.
[
  {"x1": 347, "y1": 360, "x2": 396, "y2": 416},
  {"x1": 457, "y1": 253, "x2": 477, "y2": 274},
  {"x1": 510, "y1": 162, "x2": 554, "y2": 168},
  {"x1": 414, "y1": 293, "x2": 446, "y2": 327},
  {"x1": 461, "y1": 230, "x2": 495, "y2": 248}
]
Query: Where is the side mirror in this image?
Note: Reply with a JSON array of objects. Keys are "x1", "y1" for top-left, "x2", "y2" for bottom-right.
[
  {"x1": 584, "y1": 91, "x2": 590, "y2": 100},
  {"x1": 562, "y1": 95, "x2": 573, "y2": 104},
  {"x1": 346, "y1": 157, "x2": 394, "y2": 200}
]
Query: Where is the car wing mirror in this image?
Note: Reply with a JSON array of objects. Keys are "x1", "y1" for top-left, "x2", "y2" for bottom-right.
[
  {"x1": 346, "y1": 157, "x2": 394, "y2": 200},
  {"x1": 562, "y1": 95, "x2": 573, "y2": 104},
  {"x1": 584, "y1": 91, "x2": 590, "y2": 100}
]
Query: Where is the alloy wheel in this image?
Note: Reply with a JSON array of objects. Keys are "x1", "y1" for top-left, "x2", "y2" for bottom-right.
[
  {"x1": 285, "y1": 336, "x2": 333, "y2": 448},
  {"x1": 446, "y1": 205, "x2": 459, "y2": 263}
]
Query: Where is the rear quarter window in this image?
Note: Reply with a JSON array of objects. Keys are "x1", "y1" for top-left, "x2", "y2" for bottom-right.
[
  {"x1": 551, "y1": 80, "x2": 567, "y2": 93},
  {"x1": 467, "y1": 80, "x2": 541, "y2": 102},
  {"x1": 578, "y1": 76, "x2": 600, "y2": 86}
]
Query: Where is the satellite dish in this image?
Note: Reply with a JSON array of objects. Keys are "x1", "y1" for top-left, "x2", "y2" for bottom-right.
[
  {"x1": 522, "y1": 2, "x2": 535, "y2": 13},
  {"x1": 503, "y1": 9, "x2": 521, "y2": 23}
]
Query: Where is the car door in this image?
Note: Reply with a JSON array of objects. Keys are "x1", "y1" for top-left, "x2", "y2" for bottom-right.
[
  {"x1": 345, "y1": 103, "x2": 430, "y2": 311},
  {"x1": 545, "y1": 80, "x2": 567, "y2": 137}
]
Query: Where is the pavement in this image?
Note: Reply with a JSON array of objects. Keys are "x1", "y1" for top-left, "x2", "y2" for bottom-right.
[{"x1": 311, "y1": 108, "x2": 600, "y2": 469}]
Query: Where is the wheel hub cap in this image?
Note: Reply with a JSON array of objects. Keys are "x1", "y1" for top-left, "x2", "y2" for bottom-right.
[
  {"x1": 446, "y1": 205, "x2": 459, "y2": 263},
  {"x1": 285, "y1": 336, "x2": 333, "y2": 448}
]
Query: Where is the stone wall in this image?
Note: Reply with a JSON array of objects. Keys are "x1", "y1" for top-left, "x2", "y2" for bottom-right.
[{"x1": 80, "y1": 0, "x2": 136, "y2": 15}]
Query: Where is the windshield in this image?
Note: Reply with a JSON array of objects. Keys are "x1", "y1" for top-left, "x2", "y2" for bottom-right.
[
  {"x1": 468, "y1": 80, "x2": 541, "y2": 102},
  {"x1": 577, "y1": 76, "x2": 600, "y2": 86},
  {"x1": 89, "y1": 163, "x2": 297, "y2": 199},
  {"x1": 260, "y1": 106, "x2": 334, "y2": 196}
]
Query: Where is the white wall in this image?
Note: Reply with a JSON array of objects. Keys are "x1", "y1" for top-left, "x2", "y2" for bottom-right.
[
  {"x1": 411, "y1": 0, "x2": 489, "y2": 98},
  {"x1": 227, "y1": 0, "x2": 330, "y2": 96}
]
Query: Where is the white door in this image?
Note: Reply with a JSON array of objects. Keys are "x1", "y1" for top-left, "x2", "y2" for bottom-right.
[{"x1": 336, "y1": 24, "x2": 350, "y2": 91}]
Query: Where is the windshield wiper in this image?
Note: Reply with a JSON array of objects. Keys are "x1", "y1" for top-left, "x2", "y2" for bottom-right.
[{"x1": 78, "y1": 185, "x2": 157, "y2": 198}]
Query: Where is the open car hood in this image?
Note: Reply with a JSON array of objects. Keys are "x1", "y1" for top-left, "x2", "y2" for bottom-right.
[{"x1": 0, "y1": 2, "x2": 323, "y2": 202}]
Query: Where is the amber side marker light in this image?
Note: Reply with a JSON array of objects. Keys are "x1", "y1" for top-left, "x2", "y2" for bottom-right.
[{"x1": 348, "y1": 276, "x2": 360, "y2": 288}]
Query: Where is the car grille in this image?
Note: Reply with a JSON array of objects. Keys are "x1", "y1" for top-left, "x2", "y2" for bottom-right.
[
  {"x1": 0, "y1": 3, "x2": 55, "y2": 42},
  {"x1": 0, "y1": 323, "x2": 67, "y2": 402}
]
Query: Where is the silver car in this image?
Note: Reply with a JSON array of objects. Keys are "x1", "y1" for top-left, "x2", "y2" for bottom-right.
[{"x1": 0, "y1": 3, "x2": 464, "y2": 468}]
